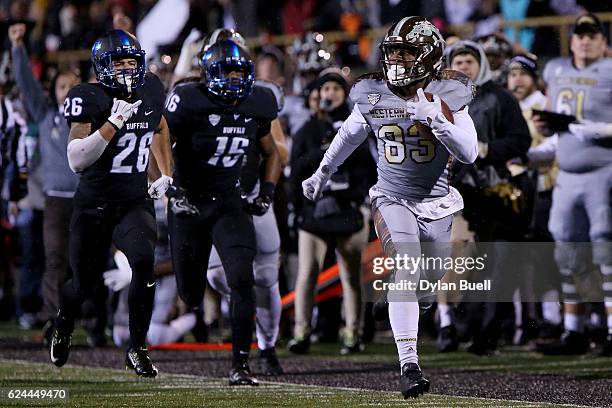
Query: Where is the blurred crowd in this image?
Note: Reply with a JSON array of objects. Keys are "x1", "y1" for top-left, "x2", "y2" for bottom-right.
[{"x1": 0, "y1": 0, "x2": 610, "y2": 356}]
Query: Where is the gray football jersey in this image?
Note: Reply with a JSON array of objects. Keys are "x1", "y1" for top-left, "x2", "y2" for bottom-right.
[
  {"x1": 543, "y1": 57, "x2": 612, "y2": 173},
  {"x1": 350, "y1": 70, "x2": 473, "y2": 201}
]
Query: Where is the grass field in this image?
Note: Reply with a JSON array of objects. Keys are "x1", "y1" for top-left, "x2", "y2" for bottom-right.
[
  {"x1": 0, "y1": 322, "x2": 610, "y2": 407},
  {"x1": 0, "y1": 360, "x2": 588, "y2": 408}
]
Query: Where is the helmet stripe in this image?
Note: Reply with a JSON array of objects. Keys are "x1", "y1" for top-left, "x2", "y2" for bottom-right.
[{"x1": 393, "y1": 17, "x2": 411, "y2": 37}]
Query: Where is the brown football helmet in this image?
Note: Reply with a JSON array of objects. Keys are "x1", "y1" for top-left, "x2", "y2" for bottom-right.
[{"x1": 380, "y1": 16, "x2": 445, "y2": 87}]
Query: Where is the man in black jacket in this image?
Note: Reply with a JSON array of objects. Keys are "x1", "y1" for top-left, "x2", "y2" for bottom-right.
[
  {"x1": 289, "y1": 72, "x2": 375, "y2": 355},
  {"x1": 437, "y1": 40, "x2": 531, "y2": 355}
]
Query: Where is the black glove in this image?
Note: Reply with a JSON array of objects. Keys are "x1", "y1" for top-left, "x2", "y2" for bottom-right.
[
  {"x1": 313, "y1": 196, "x2": 341, "y2": 219},
  {"x1": 166, "y1": 185, "x2": 200, "y2": 218},
  {"x1": 244, "y1": 181, "x2": 274, "y2": 216}
]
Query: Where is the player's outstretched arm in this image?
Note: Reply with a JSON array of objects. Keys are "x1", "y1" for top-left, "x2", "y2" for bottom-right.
[{"x1": 302, "y1": 105, "x2": 369, "y2": 201}]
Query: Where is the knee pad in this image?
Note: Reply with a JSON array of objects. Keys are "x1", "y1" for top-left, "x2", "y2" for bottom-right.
[
  {"x1": 224, "y1": 260, "x2": 255, "y2": 290},
  {"x1": 253, "y1": 250, "x2": 279, "y2": 289}
]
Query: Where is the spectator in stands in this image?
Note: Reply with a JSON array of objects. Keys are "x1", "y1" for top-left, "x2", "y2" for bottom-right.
[
  {"x1": 9, "y1": 23, "x2": 80, "y2": 334},
  {"x1": 506, "y1": 54, "x2": 562, "y2": 343},
  {"x1": 438, "y1": 40, "x2": 531, "y2": 355},
  {"x1": 288, "y1": 72, "x2": 375, "y2": 355}
]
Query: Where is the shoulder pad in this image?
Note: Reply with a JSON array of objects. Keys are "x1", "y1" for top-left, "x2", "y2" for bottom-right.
[
  {"x1": 63, "y1": 83, "x2": 110, "y2": 125},
  {"x1": 142, "y1": 72, "x2": 166, "y2": 111},
  {"x1": 349, "y1": 72, "x2": 388, "y2": 104},
  {"x1": 238, "y1": 86, "x2": 278, "y2": 120},
  {"x1": 254, "y1": 80, "x2": 285, "y2": 112},
  {"x1": 426, "y1": 70, "x2": 475, "y2": 112}
]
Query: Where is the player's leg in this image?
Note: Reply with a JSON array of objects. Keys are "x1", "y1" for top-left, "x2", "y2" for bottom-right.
[
  {"x1": 212, "y1": 197, "x2": 258, "y2": 386},
  {"x1": 335, "y1": 207, "x2": 370, "y2": 355},
  {"x1": 147, "y1": 277, "x2": 196, "y2": 345},
  {"x1": 168, "y1": 204, "x2": 211, "y2": 310},
  {"x1": 371, "y1": 196, "x2": 427, "y2": 399},
  {"x1": 537, "y1": 171, "x2": 590, "y2": 355},
  {"x1": 113, "y1": 200, "x2": 158, "y2": 377},
  {"x1": 252, "y1": 208, "x2": 283, "y2": 374},
  {"x1": 583, "y1": 166, "x2": 612, "y2": 355},
  {"x1": 51, "y1": 201, "x2": 113, "y2": 367}
]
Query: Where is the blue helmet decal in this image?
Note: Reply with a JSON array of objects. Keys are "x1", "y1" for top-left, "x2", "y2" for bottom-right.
[
  {"x1": 200, "y1": 40, "x2": 254, "y2": 102},
  {"x1": 91, "y1": 30, "x2": 146, "y2": 93}
]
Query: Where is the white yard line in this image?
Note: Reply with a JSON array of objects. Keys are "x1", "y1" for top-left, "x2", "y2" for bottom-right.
[{"x1": 0, "y1": 358, "x2": 596, "y2": 408}]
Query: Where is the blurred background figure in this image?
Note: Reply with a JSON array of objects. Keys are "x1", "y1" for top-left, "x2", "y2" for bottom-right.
[{"x1": 288, "y1": 71, "x2": 375, "y2": 355}]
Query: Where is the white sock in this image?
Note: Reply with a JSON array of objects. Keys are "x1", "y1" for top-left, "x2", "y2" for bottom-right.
[
  {"x1": 438, "y1": 303, "x2": 453, "y2": 328},
  {"x1": 564, "y1": 312, "x2": 584, "y2": 333},
  {"x1": 389, "y1": 302, "x2": 419, "y2": 369}
]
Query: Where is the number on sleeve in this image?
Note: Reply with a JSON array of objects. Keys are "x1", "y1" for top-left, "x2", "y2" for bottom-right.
[
  {"x1": 165, "y1": 93, "x2": 180, "y2": 112},
  {"x1": 63, "y1": 97, "x2": 83, "y2": 117}
]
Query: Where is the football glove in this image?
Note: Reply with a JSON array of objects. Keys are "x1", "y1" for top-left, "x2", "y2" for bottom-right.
[
  {"x1": 302, "y1": 165, "x2": 333, "y2": 201},
  {"x1": 568, "y1": 120, "x2": 612, "y2": 142},
  {"x1": 108, "y1": 98, "x2": 142, "y2": 129},
  {"x1": 406, "y1": 88, "x2": 442, "y2": 126},
  {"x1": 167, "y1": 185, "x2": 200, "y2": 217},
  {"x1": 244, "y1": 181, "x2": 274, "y2": 216},
  {"x1": 103, "y1": 251, "x2": 132, "y2": 292},
  {"x1": 148, "y1": 175, "x2": 173, "y2": 199},
  {"x1": 313, "y1": 196, "x2": 341, "y2": 219}
]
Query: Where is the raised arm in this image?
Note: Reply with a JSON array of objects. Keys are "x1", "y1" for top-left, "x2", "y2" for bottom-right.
[{"x1": 9, "y1": 24, "x2": 48, "y2": 122}]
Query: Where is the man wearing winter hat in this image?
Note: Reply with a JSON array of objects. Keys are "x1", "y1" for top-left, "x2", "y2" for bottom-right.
[{"x1": 436, "y1": 40, "x2": 531, "y2": 356}]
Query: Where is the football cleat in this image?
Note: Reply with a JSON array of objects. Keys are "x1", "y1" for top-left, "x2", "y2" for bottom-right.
[
  {"x1": 400, "y1": 363, "x2": 430, "y2": 399},
  {"x1": 258, "y1": 347, "x2": 284, "y2": 376},
  {"x1": 229, "y1": 361, "x2": 259, "y2": 386},
  {"x1": 287, "y1": 337, "x2": 310, "y2": 354},
  {"x1": 126, "y1": 346, "x2": 158, "y2": 378},
  {"x1": 49, "y1": 324, "x2": 72, "y2": 367},
  {"x1": 437, "y1": 325, "x2": 459, "y2": 353},
  {"x1": 536, "y1": 330, "x2": 589, "y2": 355}
]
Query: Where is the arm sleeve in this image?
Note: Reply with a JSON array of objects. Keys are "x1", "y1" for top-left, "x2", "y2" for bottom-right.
[
  {"x1": 527, "y1": 134, "x2": 558, "y2": 162},
  {"x1": 430, "y1": 106, "x2": 478, "y2": 164},
  {"x1": 320, "y1": 104, "x2": 370, "y2": 173},
  {"x1": 11, "y1": 46, "x2": 48, "y2": 122},
  {"x1": 66, "y1": 130, "x2": 109, "y2": 173}
]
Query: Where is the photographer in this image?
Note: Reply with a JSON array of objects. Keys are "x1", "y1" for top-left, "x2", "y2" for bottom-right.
[{"x1": 289, "y1": 72, "x2": 375, "y2": 355}]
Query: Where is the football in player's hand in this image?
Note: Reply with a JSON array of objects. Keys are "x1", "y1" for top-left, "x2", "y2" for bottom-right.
[{"x1": 414, "y1": 92, "x2": 454, "y2": 139}]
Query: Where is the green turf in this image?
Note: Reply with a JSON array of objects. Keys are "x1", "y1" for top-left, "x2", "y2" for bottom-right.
[
  {"x1": 0, "y1": 361, "x2": 576, "y2": 408},
  {"x1": 276, "y1": 342, "x2": 612, "y2": 380}
]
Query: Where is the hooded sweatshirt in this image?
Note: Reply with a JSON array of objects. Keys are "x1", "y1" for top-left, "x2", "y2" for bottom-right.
[{"x1": 445, "y1": 40, "x2": 530, "y2": 185}]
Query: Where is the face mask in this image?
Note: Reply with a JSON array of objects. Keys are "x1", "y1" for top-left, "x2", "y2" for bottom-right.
[
  {"x1": 116, "y1": 73, "x2": 133, "y2": 93},
  {"x1": 386, "y1": 64, "x2": 406, "y2": 82}
]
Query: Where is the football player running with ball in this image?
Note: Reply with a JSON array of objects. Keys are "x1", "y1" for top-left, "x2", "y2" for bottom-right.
[
  {"x1": 50, "y1": 30, "x2": 173, "y2": 377},
  {"x1": 163, "y1": 40, "x2": 281, "y2": 386},
  {"x1": 302, "y1": 17, "x2": 478, "y2": 398}
]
